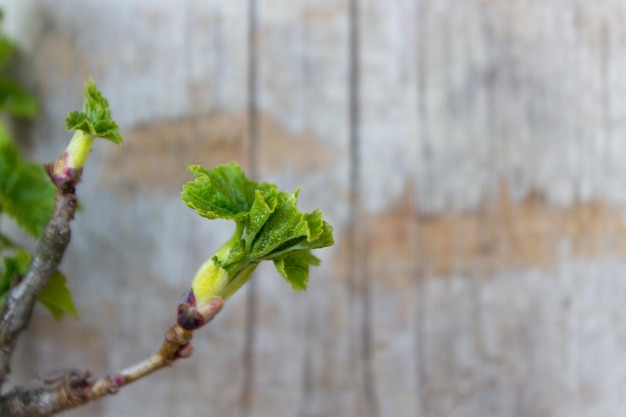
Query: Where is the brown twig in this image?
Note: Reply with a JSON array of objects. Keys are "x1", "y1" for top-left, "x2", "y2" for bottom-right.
[
  {"x1": 0, "y1": 325, "x2": 191, "y2": 416},
  {"x1": 0, "y1": 187, "x2": 78, "y2": 387},
  {"x1": 0, "y1": 295, "x2": 223, "y2": 417}
]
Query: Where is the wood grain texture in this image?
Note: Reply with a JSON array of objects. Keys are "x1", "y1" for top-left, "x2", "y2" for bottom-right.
[{"x1": 2, "y1": 0, "x2": 626, "y2": 416}]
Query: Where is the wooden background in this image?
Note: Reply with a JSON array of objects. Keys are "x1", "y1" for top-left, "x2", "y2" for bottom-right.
[{"x1": 2, "y1": 0, "x2": 626, "y2": 416}]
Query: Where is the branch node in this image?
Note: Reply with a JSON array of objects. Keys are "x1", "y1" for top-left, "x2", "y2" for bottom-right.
[{"x1": 88, "y1": 374, "x2": 123, "y2": 398}]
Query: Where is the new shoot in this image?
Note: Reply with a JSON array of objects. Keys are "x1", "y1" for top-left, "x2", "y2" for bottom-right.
[{"x1": 177, "y1": 162, "x2": 334, "y2": 329}]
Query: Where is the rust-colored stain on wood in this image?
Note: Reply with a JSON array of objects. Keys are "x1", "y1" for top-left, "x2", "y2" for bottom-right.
[
  {"x1": 99, "y1": 113, "x2": 331, "y2": 196},
  {"x1": 364, "y1": 184, "x2": 626, "y2": 287},
  {"x1": 99, "y1": 113, "x2": 243, "y2": 196}
]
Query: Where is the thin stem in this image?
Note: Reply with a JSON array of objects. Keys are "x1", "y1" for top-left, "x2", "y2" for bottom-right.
[
  {"x1": 0, "y1": 293, "x2": 223, "y2": 417},
  {"x1": 0, "y1": 318, "x2": 213, "y2": 417}
]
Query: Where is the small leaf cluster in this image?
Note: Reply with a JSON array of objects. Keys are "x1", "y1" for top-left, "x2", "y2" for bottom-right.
[
  {"x1": 182, "y1": 162, "x2": 334, "y2": 292},
  {"x1": 65, "y1": 78, "x2": 122, "y2": 143}
]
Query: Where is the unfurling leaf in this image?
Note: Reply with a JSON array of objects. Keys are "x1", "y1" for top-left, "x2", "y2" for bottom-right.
[
  {"x1": 180, "y1": 161, "x2": 333, "y2": 308},
  {"x1": 52, "y1": 78, "x2": 123, "y2": 188},
  {"x1": 65, "y1": 78, "x2": 122, "y2": 144}
]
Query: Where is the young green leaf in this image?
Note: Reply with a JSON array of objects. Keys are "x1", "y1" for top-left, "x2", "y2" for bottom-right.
[
  {"x1": 51, "y1": 78, "x2": 123, "y2": 189},
  {"x1": 179, "y1": 161, "x2": 333, "y2": 319},
  {"x1": 182, "y1": 163, "x2": 275, "y2": 222},
  {"x1": 273, "y1": 250, "x2": 321, "y2": 291},
  {"x1": 64, "y1": 78, "x2": 122, "y2": 144}
]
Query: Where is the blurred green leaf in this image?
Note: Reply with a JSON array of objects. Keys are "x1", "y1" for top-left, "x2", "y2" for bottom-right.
[
  {"x1": 0, "y1": 247, "x2": 77, "y2": 320},
  {"x1": 0, "y1": 33, "x2": 14, "y2": 70},
  {"x1": 0, "y1": 248, "x2": 31, "y2": 307},
  {"x1": 0, "y1": 77, "x2": 37, "y2": 118},
  {"x1": 0, "y1": 232, "x2": 18, "y2": 250},
  {"x1": 38, "y1": 270, "x2": 78, "y2": 320},
  {"x1": 0, "y1": 126, "x2": 54, "y2": 237}
]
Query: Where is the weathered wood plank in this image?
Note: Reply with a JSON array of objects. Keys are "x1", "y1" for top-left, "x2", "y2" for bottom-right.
[
  {"x1": 406, "y1": 2, "x2": 626, "y2": 417},
  {"x1": 357, "y1": 0, "x2": 421, "y2": 416},
  {"x1": 249, "y1": 1, "x2": 352, "y2": 416}
]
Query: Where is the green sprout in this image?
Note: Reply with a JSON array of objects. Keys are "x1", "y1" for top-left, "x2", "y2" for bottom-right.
[
  {"x1": 177, "y1": 162, "x2": 334, "y2": 329},
  {"x1": 50, "y1": 78, "x2": 122, "y2": 189}
]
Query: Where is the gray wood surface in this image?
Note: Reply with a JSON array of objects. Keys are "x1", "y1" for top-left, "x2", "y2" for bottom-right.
[{"x1": 2, "y1": 0, "x2": 626, "y2": 416}]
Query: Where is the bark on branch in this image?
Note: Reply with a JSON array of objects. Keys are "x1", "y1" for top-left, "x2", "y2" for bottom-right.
[
  {"x1": 0, "y1": 188, "x2": 78, "y2": 387},
  {"x1": 0, "y1": 306, "x2": 222, "y2": 417}
]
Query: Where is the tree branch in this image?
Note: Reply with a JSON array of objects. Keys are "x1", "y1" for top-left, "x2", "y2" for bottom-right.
[
  {"x1": 0, "y1": 326, "x2": 190, "y2": 416},
  {"x1": 0, "y1": 297, "x2": 223, "y2": 417},
  {"x1": 0, "y1": 320, "x2": 193, "y2": 417},
  {"x1": 0, "y1": 188, "x2": 78, "y2": 387}
]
